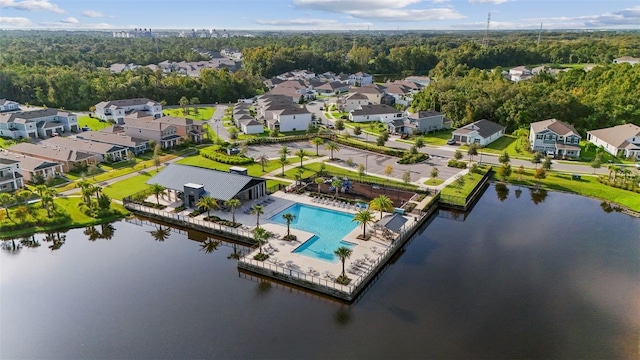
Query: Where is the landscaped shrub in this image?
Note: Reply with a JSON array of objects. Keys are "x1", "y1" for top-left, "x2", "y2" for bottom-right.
[
  {"x1": 199, "y1": 145, "x2": 254, "y2": 165},
  {"x1": 187, "y1": 208, "x2": 206, "y2": 217},
  {"x1": 398, "y1": 153, "x2": 428, "y2": 164},
  {"x1": 204, "y1": 215, "x2": 240, "y2": 228},
  {"x1": 447, "y1": 159, "x2": 467, "y2": 168}
]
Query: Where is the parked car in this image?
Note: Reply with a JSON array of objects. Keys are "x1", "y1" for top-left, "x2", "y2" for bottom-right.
[
  {"x1": 326, "y1": 124, "x2": 335, "y2": 129},
  {"x1": 446, "y1": 138, "x2": 456, "y2": 145}
]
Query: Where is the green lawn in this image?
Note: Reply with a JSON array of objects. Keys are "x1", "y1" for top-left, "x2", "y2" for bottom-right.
[
  {"x1": 497, "y1": 168, "x2": 640, "y2": 212},
  {"x1": 0, "y1": 137, "x2": 17, "y2": 149},
  {"x1": 101, "y1": 170, "x2": 159, "y2": 200},
  {"x1": 176, "y1": 154, "x2": 282, "y2": 176},
  {"x1": 440, "y1": 166, "x2": 489, "y2": 205},
  {"x1": 403, "y1": 129, "x2": 455, "y2": 146},
  {"x1": 423, "y1": 178, "x2": 444, "y2": 186},
  {"x1": 280, "y1": 162, "x2": 418, "y2": 189},
  {"x1": 164, "y1": 107, "x2": 215, "y2": 121},
  {"x1": 78, "y1": 115, "x2": 110, "y2": 131}
]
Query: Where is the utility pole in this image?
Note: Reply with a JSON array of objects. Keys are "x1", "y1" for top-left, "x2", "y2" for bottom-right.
[
  {"x1": 537, "y1": 23, "x2": 543, "y2": 46},
  {"x1": 482, "y1": 12, "x2": 491, "y2": 47}
]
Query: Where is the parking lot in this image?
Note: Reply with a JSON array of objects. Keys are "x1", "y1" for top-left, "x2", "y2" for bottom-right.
[{"x1": 246, "y1": 141, "x2": 464, "y2": 183}]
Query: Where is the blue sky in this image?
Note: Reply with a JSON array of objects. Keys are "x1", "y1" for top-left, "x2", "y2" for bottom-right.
[{"x1": 1, "y1": 0, "x2": 639, "y2": 31}]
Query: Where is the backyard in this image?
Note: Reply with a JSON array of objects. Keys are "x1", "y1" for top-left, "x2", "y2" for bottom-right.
[
  {"x1": 164, "y1": 107, "x2": 215, "y2": 121},
  {"x1": 78, "y1": 115, "x2": 111, "y2": 131}
]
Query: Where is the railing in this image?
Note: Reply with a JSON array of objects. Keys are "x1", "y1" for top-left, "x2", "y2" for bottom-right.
[
  {"x1": 124, "y1": 202, "x2": 255, "y2": 240},
  {"x1": 439, "y1": 168, "x2": 493, "y2": 210}
]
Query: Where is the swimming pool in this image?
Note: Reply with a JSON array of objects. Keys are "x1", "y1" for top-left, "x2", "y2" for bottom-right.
[{"x1": 270, "y1": 203, "x2": 357, "y2": 262}]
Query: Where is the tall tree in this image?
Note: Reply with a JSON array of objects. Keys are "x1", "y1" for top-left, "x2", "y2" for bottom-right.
[
  {"x1": 325, "y1": 142, "x2": 340, "y2": 160},
  {"x1": 296, "y1": 149, "x2": 305, "y2": 167},
  {"x1": 282, "y1": 212, "x2": 296, "y2": 239},
  {"x1": 334, "y1": 246, "x2": 353, "y2": 280},
  {"x1": 150, "y1": 183, "x2": 166, "y2": 205},
  {"x1": 310, "y1": 137, "x2": 324, "y2": 156},
  {"x1": 370, "y1": 194, "x2": 393, "y2": 219},
  {"x1": 224, "y1": 198, "x2": 241, "y2": 225},
  {"x1": 352, "y1": 210, "x2": 374, "y2": 239},
  {"x1": 251, "y1": 204, "x2": 264, "y2": 227},
  {"x1": 196, "y1": 195, "x2": 218, "y2": 218},
  {"x1": 256, "y1": 153, "x2": 269, "y2": 172}
]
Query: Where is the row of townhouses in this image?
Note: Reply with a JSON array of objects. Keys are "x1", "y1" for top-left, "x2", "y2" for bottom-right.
[
  {"x1": 507, "y1": 56, "x2": 638, "y2": 82},
  {"x1": 0, "y1": 108, "x2": 79, "y2": 139}
]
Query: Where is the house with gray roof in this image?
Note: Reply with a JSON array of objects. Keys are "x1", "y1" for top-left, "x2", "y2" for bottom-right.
[
  {"x1": 42, "y1": 136, "x2": 129, "y2": 163},
  {"x1": 338, "y1": 92, "x2": 369, "y2": 112},
  {"x1": 75, "y1": 131, "x2": 150, "y2": 155},
  {"x1": 587, "y1": 124, "x2": 640, "y2": 159},
  {"x1": 1, "y1": 152, "x2": 63, "y2": 184},
  {"x1": 94, "y1": 98, "x2": 162, "y2": 124},
  {"x1": 529, "y1": 119, "x2": 581, "y2": 158},
  {"x1": 146, "y1": 164, "x2": 267, "y2": 208},
  {"x1": 0, "y1": 108, "x2": 78, "y2": 139},
  {"x1": 0, "y1": 99, "x2": 20, "y2": 113},
  {"x1": 452, "y1": 119, "x2": 505, "y2": 147},
  {"x1": 315, "y1": 81, "x2": 350, "y2": 95},
  {"x1": 0, "y1": 157, "x2": 24, "y2": 193},
  {"x1": 406, "y1": 110, "x2": 452, "y2": 133},
  {"x1": 8, "y1": 142, "x2": 97, "y2": 172},
  {"x1": 349, "y1": 104, "x2": 403, "y2": 123}
]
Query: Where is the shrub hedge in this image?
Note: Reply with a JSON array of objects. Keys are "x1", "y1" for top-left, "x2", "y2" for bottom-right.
[
  {"x1": 199, "y1": 145, "x2": 254, "y2": 165},
  {"x1": 447, "y1": 159, "x2": 468, "y2": 168}
]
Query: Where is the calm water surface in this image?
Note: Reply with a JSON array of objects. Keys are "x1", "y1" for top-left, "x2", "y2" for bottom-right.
[{"x1": 1, "y1": 185, "x2": 639, "y2": 359}]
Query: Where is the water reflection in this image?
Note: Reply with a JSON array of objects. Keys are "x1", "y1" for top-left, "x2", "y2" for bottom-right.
[
  {"x1": 514, "y1": 188, "x2": 522, "y2": 198},
  {"x1": 199, "y1": 238, "x2": 220, "y2": 254},
  {"x1": 495, "y1": 183, "x2": 509, "y2": 202},
  {"x1": 43, "y1": 231, "x2": 66, "y2": 250},
  {"x1": 1, "y1": 238, "x2": 22, "y2": 255},
  {"x1": 334, "y1": 305, "x2": 352, "y2": 326},
  {"x1": 148, "y1": 225, "x2": 171, "y2": 242},
  {"x1": 529, "y1": 187, "x2": 548, "y2": 204}
]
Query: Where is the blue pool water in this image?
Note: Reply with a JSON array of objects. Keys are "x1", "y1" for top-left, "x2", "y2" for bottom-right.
[{"x1": 270, "y1": 203, "x2": 357, "y2": 262}]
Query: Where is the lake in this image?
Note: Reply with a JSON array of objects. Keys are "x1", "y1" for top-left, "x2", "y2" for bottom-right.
[{"x1": 1, "y1": 184, "x2": 639, "y2": 359}]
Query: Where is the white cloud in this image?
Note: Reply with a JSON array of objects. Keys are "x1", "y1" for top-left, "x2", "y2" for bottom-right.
[
  {"x1": 469, "y1": 0, "x2": 509, "y2": 4},
  {"x1": 255, "y1": 17, "x2": 372, "y2": 29},
  {"x1": 0, "y1": 0, "x2": 64, "y2": 14},
  {"x1": 60, "y1": 16, "x2": 78, "y2": 24},
  {"x1": 293, "y1": 0, "x2": 463, "y2": 21},
  {"x1": 82, "y1": 10, "x2": 104, "y2": 18},
  {"x1": 431, "y1": 0, "x2": 450, "y2": 3},
  {"x1": 0, "y1": 16, "x2": 33, "y2": 27}
]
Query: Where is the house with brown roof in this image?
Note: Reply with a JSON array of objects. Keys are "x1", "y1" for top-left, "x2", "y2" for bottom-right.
[
  {"x1": 122, "y1": 117, "x2": 181, "y2": 149},
  {"x1": 587, "y1": 124, "x2": 640, "y2": 159},
  {"x1": 1, "y1": 152, "x2": 63, "y2": 184},
  {"x1": 452, "y1": 119, "x2": 505, "y2": 146},
  {"x1": 42, "y1": 136, "x2": 129, "y2": 163},
  {"x1": 349, "y1": 84, "x2": 385, "y2": 104},
  {"x1": 155, "y1": 116, "x2": 206, "y2": 143},
  {"x1": 8, "y1": 142, "x2": 97, "y2": 172},
  {"x1": 338, "y1": 92, "x2": 369, "y2": 112},
  {"x1": 529, "y1": 119, "x2": 581, "y2": 158},
  {"x1": 349, "y1": 104, "x2": 403, "y2": 123},
  {"x1": 75, "y1": 131, "x2": 150, "y2": 155},
  {"x1": 314, "y1": 81, "x2": 350, "y2": 95}
]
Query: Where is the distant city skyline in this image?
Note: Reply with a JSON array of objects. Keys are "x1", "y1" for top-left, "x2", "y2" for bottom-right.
[{"x1": 1, "y1": 0, "x2": 639, "y2": 31}]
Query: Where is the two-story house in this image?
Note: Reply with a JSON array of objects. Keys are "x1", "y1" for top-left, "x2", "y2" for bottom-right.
[
  {"x1": 314, "y1": 81, "x2": 350, "y2": 95},
  {"x1": 509, "y1": 66, "x2": 533, "y2": 82},
  {"x1": 155, "y1": 116, "x2": 206, "y2": 143},
  {"x1": 0, "y1": 99, "x2": 20, "y2": 112},
  {"x1": 123, "y1": 117, "x2": 181, "y2": 148},
  {"x1": 587, "y1": 124, "x2": 640, "y2": 159},
  {"x1": 349, "y1": 104, "x2": 403, "y2": 123},
  {"x1": 1, "y1": 153, "x2": 63, "y2": 184},
  {"x1": 529, "y1": 119, "x2": 581, "y2": 158},
  {"x1": 0, "y1": 158, "x2": 24, "y2": 193},
  {"x1": 75, "y1": 131, "x2": 149, "y2": 155},
  {"x1": 349, "y1": 84, "x2": 385, "y2": 105},
  {"x1": 0, "y1": 108, "x2": 78, "y2": 139},
  {"x1": 338, "y1": 92, "x2": 369, "y2": 112},
  {"x1": 268, "y1": 106, "x2": 312, "y2": 132},
  {"x1": 233, "y1": 103, "x2": 263, "y2": 135},
  {"x1": 348, "y1": 72, "x2": 373, "y2": 86},
  {"x1": 95, "y1": 98, "x2": 162, "y2": 124},
  {"x1": 406, "y1": 110, "x2": 452, "y2": 134}
]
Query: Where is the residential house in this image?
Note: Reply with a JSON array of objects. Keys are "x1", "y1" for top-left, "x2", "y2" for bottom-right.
[
  {"x1": 529, "y1": 119, "x2": 581, "y2": 158},
  {"x1": 613, "y1": 56, "x2": 640, "y2": 65},
  {"x1": 0, "y1": 158, "x2": 24, "y2": 193},
  {"x1": 75, "y1": 131, "x2": 149, "y2": 155},
  {"x1": 146, "y1": 163, "x2": 268, "y2": 207},
  {"x1": 95, "y1": 98, "x2": 162, "y2": 124},
  {"x1": 452, "y1": 119, "x2": 505, "y2": 146},
  {"x1": 0, "y1": 99, "x2": 20, "y2": 112},
  {"x1": 349, "y1": 84, "x2": 385, "y2": 105},
  {"x1": 268, "y1": 106, "x2": 312, "y2": 132},
  {"x1": 122, "y1": 117, "x2": 182, "y2": 149},
  {"x1": 155, "y1": 116, "x2": 206, "y2": 143},
  {"x1": 42, "y1": 136, "x2": 128, "y2": 163},
  {"x1": 233, "y1": 104, "x2": 263, "y2": 135},
  {"x1": 0, "y1": 108, "x2": 78, "y2": 139},
  {"x1": 1, "y1": 153, "x2": 62, "y2": 184},
  {"x1": 349, "y1": 104, "x2": 403, "y2": 123},
  {"x1": 314, "y1": 81, "x2": 350, "y2": 95},
  {"x1": 383, "y1": 81, "x2": 421, "y2": 107},
  {"x1": 403, "y1": 76, "x2": 431, "y2": 87},
  {"x1": 8, "y1": 142, "x2": 97, "y2": 172},
  {"x1": 406, "y1": 110, "x2": 452, "y2": 133},
  {"x1": 509, "y1": 66, "x2": 533, "y2": 82},
  {"x1": 338, "y1": 92, "x2": 369, "y2": 112},
  {"x1": 586, "y1": 124, "x2": 640, "y2": 159},
  {"x1": 348, "y1": 72, "x2": 373, "y2": 86}
]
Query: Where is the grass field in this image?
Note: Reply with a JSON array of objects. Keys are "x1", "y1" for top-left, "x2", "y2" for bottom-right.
[
  {"x1": 497, "y1": 168, "x2": 640, "y2": 212},
  {"x1": 441, "y1": 166, "x2": 489, "y2": 205},
  {"x1": 78, "y1": 115, "x2": 111, "y2": 131},
  {"x1": 402, "y1": 129, "x2": 455, "y2": 147},
  {"x1": 101, "y1": 170, "x2": 159, "y2": 200},
  {"x1": 164, "y1": 107, "x2": 215, "y2": 121},
  {"x1": 0, "y1": 137, "x2": 17, "y2": 149},
  {"x1": 281, "y1": 162, "x2": 418, "y2": 189},
  {"x1": 423, "y1": 178, "x2": 444, "y2": 186}
]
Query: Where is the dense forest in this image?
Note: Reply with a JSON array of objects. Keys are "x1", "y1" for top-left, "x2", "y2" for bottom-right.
[{"x1": 0, "y1": 31, "x2": 639, "y2": 132}]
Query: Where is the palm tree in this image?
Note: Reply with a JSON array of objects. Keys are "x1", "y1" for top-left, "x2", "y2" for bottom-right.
[
  {"x1": 282, "y1": 212, "x2": 296, "y2": 239},
  {"x1": 149, "y1": 225, "x2": 171, "y2": 242},
  {"x1": 224, "y1": 198, "x2": 241, "y2": 225},
  {"x1": 331, "y1": 178, "x2": 343, "y2": 198},
  {"x1": 296, "y1": 148, "x2": 306, "y2": 167},
  {"x1": 352, "y1": 210, "x2": 374, "y2": 239},
  {"x1": 196, "y1": 195, "x2": 218, "y2": 218},
  {"x1": 0, "y1": 193, "x2": 13, "y2": 218},
  {"x1": 41, "y1": 192, "x2": 53, "y2": 217},
  {"x1": 314, "y1": 177, "x2": 324, "y2": 197},
  {"x1": 310, "y1": 137, "x2": 324, "y2": 156},
  {"x1": 279, "y1": 145, "x2": 290, "y2": 157},
  {"x1": 81, "y1": 186, "x2": 94, "y2": 205},
  {"x1": 253, "y1": 226, "x2": 269, "y2": 255},
  {"x1": 34, "y1": 184, "x2": 48, "y2": 198},
  {"x1": 200, "y1": 239, "x2": 220, "y2": 254},
  {"x1": 251, "y1": 204, "x2": 264, "y2": 227},
  {"x1": 150, "y1": 183, "x2": 166, "y2": 205},
  {"x1": 325, "y1": 142, "x2": 340, "y2": 160},
  {"x1": 44, "y1": 188, "x2": 57, "y2": 211},
  {"x1": 370, "y1": 194, "x2": 393, "y2": 219},
  {"x1": 334, "y1": 246, "x2": 353, "y2": 279},
  {"x1": 256, "y1": 153, "x2": 269, "y2": 172},
  {"x1": 16, "y1": 189, "x2": 32, "y2": 206},
  {"x1": 278, "y1": 154, "x2": 288, "y2": 176}
]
